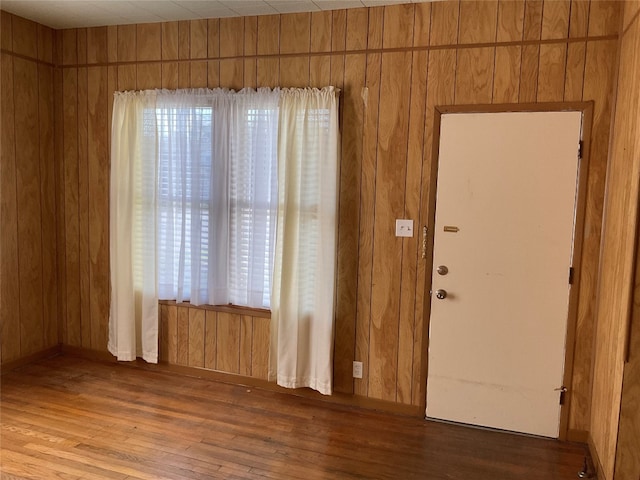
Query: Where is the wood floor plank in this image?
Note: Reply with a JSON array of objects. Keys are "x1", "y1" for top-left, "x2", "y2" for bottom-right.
[{"x1": 1, "y1": 355, "x2": 590, "y2": 480}]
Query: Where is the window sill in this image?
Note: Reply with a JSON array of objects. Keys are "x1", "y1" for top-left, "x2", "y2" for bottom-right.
[{"x1": 158, "y1": 300, "x2": 271, "y2": 319}]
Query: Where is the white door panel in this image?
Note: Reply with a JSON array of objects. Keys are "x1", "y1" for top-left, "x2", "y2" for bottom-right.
[{"x1": 426, "y1": 111, "x2": 582, "y2": 438}]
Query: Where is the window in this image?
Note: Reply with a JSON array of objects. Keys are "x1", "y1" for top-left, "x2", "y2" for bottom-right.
[{"x1": 151, "y1": 93, "x2": 280, "y2": 309}]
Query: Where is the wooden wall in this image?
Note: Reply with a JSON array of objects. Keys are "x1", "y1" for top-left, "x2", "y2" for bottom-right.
[
  {"x1": 593, "y1": 2, "x2": 640, "y2": 479},
  {"x1": 0, "y1": 0, "x2": 621, "y2": 433},
  {"x1": 0, "y1": 13, "x2": 59, "y2": 365}
]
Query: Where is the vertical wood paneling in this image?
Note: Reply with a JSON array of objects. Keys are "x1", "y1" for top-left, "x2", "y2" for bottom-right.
[
  {"x1": 117, "y1": 25, "x2": 136, "y2": 62},
  {"x1": 455, "y1": 47, "x2": 495, "y2": 104},
  {"x1": 496, "y1": 0, "x2": 525, "y2": 41},
  {"x1": 398, "y1": 49, "x2": 428, "y2": 405},
  {"x1": 162, "y1": 22, "x2": 179, "y2": 60},
  {"x1": 177, "y1": 306, "x2": 189, "y2": 366},
  {"x1": 493, "y1": 46, "x2": 521, "y2": 103},
  {"x1": 564, "y1": 42, "x2": 586, "y2": 102},
  {"x1": 87, "y1": 66, "x2": 109, "y2": 352},
  {"x1": 257, "y1": 15, "x2": 279, "y2": 87},
  {"x1": 354, "y1": 5, "x2": 384, "y2": 398},
  {"x1": 87, "y1": 27, "x2": 107, "y2": 64},
  {"x1": 369, "y1": 51, "x2": 412, "y2": 401},
  {"x1": 383, "y1": 4, "x2": 414, "y2": 48},
  {"x1": 38, "y1": 64, "x2": 57, "y2": 348},
  {"x1": 14, "y1": 58, "x2": 44, "y2": 356},
  {"x1": 38, "y1": 25, "x2": 54, "y2": 64},
  {"x1": 167, "y1": 305, "x2": 177, "y2": 364},
  {"x1": 429, "y1": 0, "x2": 460, "y2": 45},
  {"x1": 537, "y1": 44, "x2": 567, "y2": 101},
  {"x1": 239, "y1": 316, "x2": 252, "y2": 376},
  {"x1": 0, "y1": 53, "x2": 21, "y2": 363},
  {"x1": 204, "y1": 311, "x2": 217, "y2": 370},
  {"x1": 136, "y1": 23, "x2": 161, "y2": 61},
  {"x1": 244, "y1": 17, "x2": 257, "y2": 88},
  {"x1": 459, "y1": 1, "x2": 498, "y2": 44},
  {"x1": 576, "y1": 38, "x2": 617, "y2": 438},
  {"x1": 613, "y1": 14, "x2": 640, "y2": 479},
  {"x1": 220, "y1": 18, "x2": 244, "y2": 57},
  {"x1": 569, "y1": 0, "x2": 590, "y2": 38},
  {"x1": 413, "y1": 3, "x2": 432, "y2": 47},
  {"x1": 251, "y1": 317, "x2": 269, "y2": 380},
  {"x1": 190, "y1": 61, "x2": 208, "y2": 88},
  {"x1": 77, "y1": 65, "x2": 91, "y2": 349},
  {"x1": 217, "y1": 312, "x2": 240, "y2": 374},
  {"x1": 178, "y1": 21, "x2": 190, "y2": 88},
  {"x1": 63, "y1": 67, "x2": 81, "y2": 347},
  {"x1": 311, "y1": 11, "x2": 332, "y2": 52},
  {"x1": 588, "y1": 1, "x2": 621, "y2": 37},
  {"x1": 346, "y1": 8, "x2": 368, "y2": 50},
  {"x1": 334, "y1": 52, "x2": 366, "y2": 394},
  {"x1": 160, "y1": 305, "x2": 169, "y2": 361},
  {"x1": 280, "y1": 13, "x2": 310, "y2": 88},
  {"x1": 1, "y1": 11, "x2": 12, "y2": 51},
  {"x1": 190, "y1": 19, "x2": 207, "y2": 59},
  {"x1": 541, "y1": 0, "x2": 570, "y2": 39},
  {"x1": 188, "y1": 308, "x2": 205, "y2": 368},
  {"x1": 11, "y1": 15, "x2": 37, "y2": 59},
  {"x1": 137, "y1": 63, "x2": 161, "y2": 90}
]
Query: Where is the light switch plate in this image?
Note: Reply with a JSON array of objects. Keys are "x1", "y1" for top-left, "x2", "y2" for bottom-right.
[{"x1": 395, "y1": 219, "x2": 414, "y2": 237}]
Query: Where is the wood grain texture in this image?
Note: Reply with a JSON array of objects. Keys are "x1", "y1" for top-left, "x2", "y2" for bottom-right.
[
  {"x1": 613, "y1": 13, "x2": 640, "y2": 479},
  {"x1": 239, "y1": 315, "x2": 252, "y2": 376},
  {"x1": 1, "y1": 11, "x2": 12, "y2": 51},
  {"x1": 493, "y1": 46, "x2": 521, "y2": 103},
  {"x1": 14, "y1": 58, "x2": 44, "y2": 356},
  {"x1": 398, "y1": 49, "x2": 428, "y2": 405},
  {"x1": 137, "y1": 23, "x2": 161, "y2": 62},
  {"x1": 459, "y1": 1, "x2": 498, "y2": 44},
  {"x1": 87, "y1": 27, "x2": 107, "y2": 64},
  {"x1": 188, "y1": 308, "x2": 205, "y2": 368},
  {"x1": 575, "y1": 37, "x2": 617, "y2": 439},
  {"x1": 0, "y1": 355, "x2": 592, "y2": 480},
  {"x1": 591, "y1": 8, "x2": 640, "y2": 477},
  {"x1": 251, "y1": 316, "x2": 270, "y2": 380},
  {"x1": 496, "y1": 0, "x2": 525, "y2": 42},
  {"x1": 78, "y1": 66, "x2": 91, "y2": 349},
  {"x1": 430, "y1": 0, "x2": 460, "y2": 45},
  {"x1": 383, "y1": 3, "x2": 414, "y2": 49},
  {"x1": 11, "y1": 15, "x2": 37, "y2": 59},
  {"x1": 177, "y1": 306, "x2": 189, "y2": 366},
  {"x1": 334, "y1": 52, "x2": 366, "y2": 394},
  {"x1": 537, "y1": 43, "x2": 567, "y2": 102},
  {"x1": 216, "y1": 312, "x2": 240, "y2": 374},
  {"x1": 0, "y1": 2, "x2": 622, "y2": 432},
  {"x1": 38, "y1": 64, "x2": 58, "y2": 349},
  {"x1": 587, "y1": 0, "x2": 621, "y2": 37},
  {"x1": 0, "y1": 53, "x2": 21, "y2": 363},
  {"x1": 455, "y1": 47, "x2": 495, "y2": 104},
  {"x1": 369, "y1": 51, "x2": 412, "y2": 402},
  {"x1": 280, "y1": 12, "x2": 310, "y2": 54}
]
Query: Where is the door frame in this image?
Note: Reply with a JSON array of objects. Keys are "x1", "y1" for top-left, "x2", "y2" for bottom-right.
[{"x1": 419, "y1": 102, "x2": 594, "y2": 441}]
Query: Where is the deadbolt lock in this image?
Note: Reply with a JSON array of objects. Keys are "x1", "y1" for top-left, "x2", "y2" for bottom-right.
[{"x1": 437, "y1": 265, "x2": 449, "y2": 275}]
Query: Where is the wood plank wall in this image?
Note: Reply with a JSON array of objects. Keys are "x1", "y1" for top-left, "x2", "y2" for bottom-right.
[
  {"x1": 0, "y1": 13, "x2": 58, "y2": 364},
  {"x1": 0, "y1": 0, "x2": 621, "y2": 434},
  {"x1": 594, "y1": 2, "x2": 640, "y2": 479}
]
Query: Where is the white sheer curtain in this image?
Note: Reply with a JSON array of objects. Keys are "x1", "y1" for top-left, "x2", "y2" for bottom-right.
[
  {"x1": 109, "y1": 91, "x2": 159, "y2": 363},
  {"x1": 156, "y1": 89, "x2": 279, "y2": 307},
  {"x1": 269, "y1": 87, "x2": 340, "y2": 395}
]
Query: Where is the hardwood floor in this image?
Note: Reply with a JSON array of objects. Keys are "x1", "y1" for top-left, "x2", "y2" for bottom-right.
[{"x1": 1, "y1": 355, "x2": 589, "y2": 480}]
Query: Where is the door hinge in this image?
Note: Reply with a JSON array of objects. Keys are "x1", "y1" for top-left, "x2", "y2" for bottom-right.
[
  {"x1": 578, "y1": 140, "x2": 583, "y2": 159},
  {"x1": 569, "y1": 267, "x2": 574, "y2": 285}
]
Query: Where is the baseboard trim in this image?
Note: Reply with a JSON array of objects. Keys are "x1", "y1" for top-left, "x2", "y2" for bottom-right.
[
  {"x1": 59, "y1": 346, "x2": 424, "y2": 417},
  {"x1": 567, "y1": 429, "x2": 589, "y2": 443},
  {"x1": 588, "y1": 433, "x2": 604, "y2": 480},
  {"x1": 0, "y1": 345, "x2": 62, "y2": 375}
]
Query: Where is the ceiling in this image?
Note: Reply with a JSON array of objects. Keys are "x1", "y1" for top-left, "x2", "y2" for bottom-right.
[{"x1": 0, "y1": 0, "x2": 431, "y2": 30}]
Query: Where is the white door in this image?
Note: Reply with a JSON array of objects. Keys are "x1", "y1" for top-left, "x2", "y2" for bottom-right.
[{"x1": 425, "y1": 111, "x2": 582, "y2": 438}]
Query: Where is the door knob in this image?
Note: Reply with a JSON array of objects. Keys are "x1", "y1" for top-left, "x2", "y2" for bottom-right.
[
  {"x1": 435, "y1": 289, "x2": 447, "y2": 300},
  {"x1": 437, "y1": 265, "x2": 449, "y2": 275}
]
